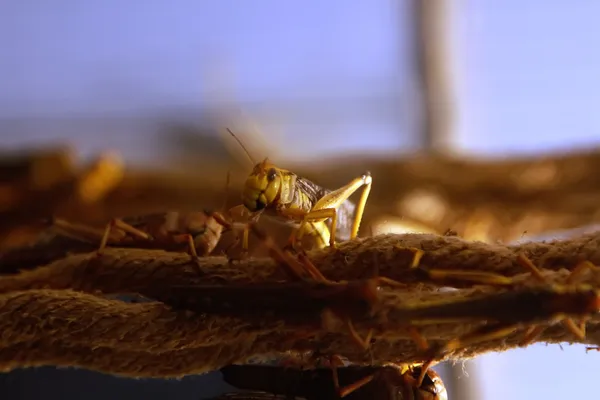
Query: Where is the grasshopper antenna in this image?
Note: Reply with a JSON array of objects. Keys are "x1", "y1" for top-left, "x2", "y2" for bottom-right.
[{"x1": 226, "y1": 128, "x2": 256, "y2": 165}]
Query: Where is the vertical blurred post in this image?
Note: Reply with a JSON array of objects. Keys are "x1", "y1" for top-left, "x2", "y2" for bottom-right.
[
  {"x1": 411, "y1": 0, "x2": 456, "y2": 153},
  {"x1": 409, "y1": 0, "x2": 483, "y2": 399}
]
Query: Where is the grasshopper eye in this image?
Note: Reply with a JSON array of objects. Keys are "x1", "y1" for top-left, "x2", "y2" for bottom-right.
[{"x1": 267, "y1": 168, "x2": 277, "y2": 182}]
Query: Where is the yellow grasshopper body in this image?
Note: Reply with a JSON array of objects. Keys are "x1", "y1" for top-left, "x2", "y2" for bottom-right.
[{"x1": 231, "y1": 155, "x2": 372, "y2": 252}]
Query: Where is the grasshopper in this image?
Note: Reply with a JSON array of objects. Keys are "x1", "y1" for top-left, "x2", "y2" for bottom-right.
[
  {"x1": 46, "y1": 172, "x2": 234, "y2": 264},
  {"x1": 218, "y1": 362, "x2": 447, "y2": 400},
  {"x1": 225, "y1": 128, "x2": 372, "y2": 253}
]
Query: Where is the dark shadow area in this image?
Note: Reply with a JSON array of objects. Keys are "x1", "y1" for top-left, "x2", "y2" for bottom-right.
[{"x1": 0, "y1": 368, "x2": 236, "y2": 400}]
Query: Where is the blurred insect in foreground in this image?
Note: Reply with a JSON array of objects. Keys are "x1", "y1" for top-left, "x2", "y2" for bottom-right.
[
  {"x1": 215, "y1": 362, "x2": 447, "y2": 400},
  {"x1": 225, "y1": 128, "x2": 372, "y2": 253},
  {"x1": 47, "y1": 172, "x2": 234, "y2": 265}
]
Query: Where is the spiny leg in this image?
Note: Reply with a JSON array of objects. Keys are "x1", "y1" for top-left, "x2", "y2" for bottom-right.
[
  {"x1": 287, "y1": 352, "x2": 374, "y2": 399},
  {"x1": 345, "y1": 318, "x2": 373, "y2": 352},
  {"x1": 374, "y1": 276, "x2": 408, "y2": 289},
  {"x1": 514, "y1": 254, "x2": 557, "y2": 342},
  {"x1": 310, "y1": 221, "x2": 330, "y2": 249},
  {"x1": 311, "y1": 172, "x2": 372, "y2": 240},
  {"x1": 168, "y1": 233, "x2": 204, "y2": 273},
  {"x1": 205, "y1": 210, "x2": 236, "y2": 239},
  {"x1": 565, "y1": 260, "x2": 598, "y2": 285},
  {"x1": 404, "y1": 327, "x2": 438, "y2": 389},
  {"x1": 415, "y1": 323, "x2": 519, "y2": 387},
  {"x1": 515, "y1": 253, "x2": 548, "y2": 283},
  {"x1": 241, "y1": 226, "x2": 250, "y2": 259},
  {"x1": 293, "y1": 220, "x2": 331, "y2": 252},
  {"x1": 197, "y1": 215, "x2": 229, "y2": 256},
  {"x1": 520, "y1": 314, "x2": 587, "y2": 347},
  {"x1": 296, "y1": 252, "x2": 333, "y2": 283},
  {"x1": 289, "y1": 172, "x2": 373, "y2": 250},
  {"x1": 516, "y1": 252, "x2": 598, "y2": 286},
  {"x1": 319, "y1": 306, "x2": 374, "y2": 361},
  {"x1": 50, "y1": 217, "x2": 110, "y2": 243},
  {"x1": 515, "y1": 253, "x2": 596, "y2": 286},
  {"x1": 349, "y1": 172, "x2": 372, "y2": 240},
  {"x1": 52, "y1": 217, "x2": 152, "y2": 257},
  {"x1": 407, "y1": 246, "x2": 517, "y2": 286},
  {"x1": 172, "y1": 233, "x2": 198, "y2": 258},
  {"x1": 516, "y1": 254, "x2": 593, "y2": 344},
  {"x1": 337, "y1": 373, "x2": 376, "y2": 398},
  {"x1": 206, "y1": 208, "x2": 252, "y2": 262},
  {"x1": 174, "y1": 207, "x2": 232, "y2": 269},
  {"x1": 98, "y1": 218, "x2": 152, "y2": 254},
  {"x1": 443, "y1": 323, "x2": 520, "y2": 351},
  {"x1": 276, "y1": 207, "x2": 329, "y2": 252},
  {"x1": 562, "y1": 318, "x2": 587, "y2": 340},
  {"x1": 220, "y1": 233, "x2": 242, "y2": 260},
  {"x1": 566, "y1": 273, "x2": 593, "y2": 336},
  {"x1": 366, "y1": 247, "x2": 408, "y2": 289},
  {"x1": 521, "y1": 321, "x2": 586, "y2": 347},
  {"x1": 223, "y1": 202, "x2": 257, "y2": 258},
  {"x1": 519, "y1": 325, "x2": 547, "y2": 347},
  {"x1": 406, "y1": 247, "x2": 425, "y2": 268},
  {"x1": 400, "y1": 366, "x2": 422, "y2": 395},
  {"x1": 248, "y1": 223, "x2": 321, "y2": 282},
  {"x1": 240, "y1": 207, "x2": 262, "y2": 258},
  {"x1": 335, "y1": 365, "x2": 427, "y2": 399},
  {"x1": 413, "y1": 252, "x2": 549, "y2": 288},
  {"x1": 213, "y1": 170, "x2": 235, "y2": 256},
  {"x1": 300, "y1": 247, "x2": 407, "y2": 288},
  {"x1": 295, "y1": 236, "x2": 407, "y2": 288},
  {"x1": 415, "y1": 254, "x2": 595, "y2": 343},
  {"x1": 295, "y1": 208, "x2": 338, "y2": 249},
  {"x1": 407, "y1": 327, "x2": 430, "y2": 352},
  {"x1": 250, "y1": 218, "x2": 334, "y2": 283},
  {"x1": 326, "y1": 355, "x2": 355, "y2": 397},
  {"x1": 419, "y1": 269, "x2": 516, "y2": 286}
]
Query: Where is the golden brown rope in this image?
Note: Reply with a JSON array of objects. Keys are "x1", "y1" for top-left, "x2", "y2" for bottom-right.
[
  {"x1": 0, "y1": 289, "x2": 597, "y2": 378},
  {"x1": 2, "y1": 232, "x2": 600, "y2": 293},
  {"x1": 0, "y1": 289, "x2": 282, "y2": 351},
  {"x1": 1, "y1": 232, "x2": 600, "y2": 377},
  {"x1": 0, "y1": 326, "x2": 583, "y2": 379}
]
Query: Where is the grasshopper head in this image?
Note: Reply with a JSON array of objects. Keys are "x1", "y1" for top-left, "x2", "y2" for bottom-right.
[
  {"x1": 242, "y1": 158, "x2": 282, "y2": 212},
  {"x1": 413, "y1": 368, "x2": 447, "y2": 400},
  {"x1": 394, "y1": 365, "x2": 447, "y2": 400}
]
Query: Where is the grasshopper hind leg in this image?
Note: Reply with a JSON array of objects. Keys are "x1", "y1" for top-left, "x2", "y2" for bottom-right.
[
  {"x1": 286, "y1": 220, "x2": 330, "y2": 253},
  {"x1": 50, "y1": 217, "x2": 151, "y2": 256},
  {"x1": 286, "y1": 172, "x2": 372, "y2": 252},
  {"x1": 50, "y1": 217, "x2": 111, "y2": 244},
  {"x1": 97, "y1": 218, "x2": 152, "y2": 255}
]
